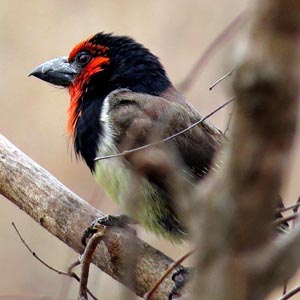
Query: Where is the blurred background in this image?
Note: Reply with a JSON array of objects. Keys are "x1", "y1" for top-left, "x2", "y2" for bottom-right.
[{"x1": 1, "y1": 0, "x2": 300, "y2": 299}]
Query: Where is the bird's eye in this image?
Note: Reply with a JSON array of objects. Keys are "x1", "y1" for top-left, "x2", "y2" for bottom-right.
[{"x1": 75, "y1": 52, "x2": 92, "y2": 66}]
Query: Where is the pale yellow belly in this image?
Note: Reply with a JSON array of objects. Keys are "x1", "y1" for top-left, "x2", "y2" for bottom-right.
[{"x1": 93, "y1": 155, "x2": 183, "y2": 241}]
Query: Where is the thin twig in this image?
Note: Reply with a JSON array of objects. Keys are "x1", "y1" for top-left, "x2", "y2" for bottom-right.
[
  {"x1": 293, "y1": 196, "x2": 300, "y2": 214},
  {"x1": 178, "y1": 11, "x2": 248, "y2": 92},
  {"x1": 79, "y1": 229, "x2": 106, "y2": 300},
  {"x1": 12, "y1": 222, "x2": 98, "y2": 300},
  {"x1": 12, "y1": 222, "x2": 69, "y2": 275},
  {"x1": 283, "y1": 282, "x2": 288, "y2": 297},
  {"x1": 291, "y1": 196, "x2": 300, "y2": 228},
  {"x1": 209, "y1": 69, "x2": 234, "y2": 91},
  {"x1": 272, "y1": 213, "x2": 299, "y2": 227},
  {"x1": 280, "y1": 284, "x2": 300, "y2": 300},
  {"x1": 94, "y1": 97, "x2": 234, "y2": 161},
  {"x1": 280, "y1": 197, "x2": 300, "y2": 300},
  {"x1": 68, "y1": 258, "x2": 81, "y2": 274},
  {"x1": 145, "y1": 250, "x2": 194, "y2": 300},
  {"x1": 276, "y1": 202, "x2": 300, "y2": 213},
  {"x1": 281, "y1": 197, "x2": 300, "y2": 299},
  {"x1": 224, "y1": 107, "x2": 234, "y2": 137}
]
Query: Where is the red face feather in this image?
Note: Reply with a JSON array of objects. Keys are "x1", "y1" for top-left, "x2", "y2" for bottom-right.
[
  {"x1": 31, "y1": 32, "x2": 172, "y2": 170},
  {"x1": 67, "y1": 38, "x2": 110, "y2": 135},
  {"x1": 68, "y1": 37, "x2": 108, "y2": 61}
]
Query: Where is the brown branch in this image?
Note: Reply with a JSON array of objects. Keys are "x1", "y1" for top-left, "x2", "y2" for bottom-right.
[
  {"x1": 280, "y1": 283, "x2": 300, "y2": 300},
  {"x1": 79, "y1": 230, "x2": 105, "y2": 300},
  {"x1": 0, "y1": 134, "x2": 179, "y2": 300},
  {"x1": 12, "y1": 222, "x2": 98, "y2": 300},
  {"x1": 145, "y1": 250, "x2": 194, "y2": 300},
  {"x1": 178, "y1": 1, "x2": 300, "y2": 300}
]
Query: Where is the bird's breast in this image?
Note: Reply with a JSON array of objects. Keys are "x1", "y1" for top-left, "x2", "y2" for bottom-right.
[
  {"x1": 94, "y1": 143, "x2": 129, "y2": 208},
  {"x1": 93, "y1": 94, "x2": 185, "y2": 240}
]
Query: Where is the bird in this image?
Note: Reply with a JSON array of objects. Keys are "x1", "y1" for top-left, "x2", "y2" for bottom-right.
[{"x1": 30, "y1": 32, "x2": 224, "y2": 242}]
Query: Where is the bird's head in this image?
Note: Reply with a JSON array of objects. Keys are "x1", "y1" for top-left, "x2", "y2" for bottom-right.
[{"x1": 30, "y1": 32, "x2": 171, "y2": 135}]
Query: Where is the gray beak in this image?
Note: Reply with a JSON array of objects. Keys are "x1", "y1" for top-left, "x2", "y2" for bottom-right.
[{"x1": 29, "y1": 56, "x2": 78, "y2": 87}]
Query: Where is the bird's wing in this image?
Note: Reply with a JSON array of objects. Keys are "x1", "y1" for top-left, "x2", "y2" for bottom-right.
[
  {"x1": 105, "y1": 90, "x2": 287, "y2": 229},
  {"x1": 105, "y1": 89, "x2": 224, "y2": 179}
]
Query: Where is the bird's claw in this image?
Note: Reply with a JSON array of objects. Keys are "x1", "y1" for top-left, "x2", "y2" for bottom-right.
[
  {"x1": 168, "y1": 267, "x2": 189, "y2": 300},
  {"x1": 81, "y1": 214, "x2": 137, "y2": 246}
]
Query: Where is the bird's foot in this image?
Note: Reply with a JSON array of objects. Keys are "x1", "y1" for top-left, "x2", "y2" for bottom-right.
[
  {"x1": 169, "y1": 267, "x2": 189, "y2": 300},
  {"x1": 81, "y1": 214, "x2": 137, "y2": 246}
]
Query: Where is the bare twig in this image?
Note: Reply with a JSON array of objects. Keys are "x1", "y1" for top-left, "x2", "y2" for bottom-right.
[
  {"x1": 94, "y1": 97, "x2": 234, "y2": 161},
  {"x1": 273, "y1": 214, "x2": 299, "y2": 227},
  {"x1": 293, "y1": 196, "x2": 300, "y2": 214},
  {"x1": 280, "y1": 196, "x2": 300, "y2": 300},
  {"x1": 282, "y1": 283, "x2": 288, "y2": 297},
  {"x1": 224, "y1": 107, "x2": 234, "y2": 137},
  {"x1": 79, "y1": 229, "x2": 105, "y2": 300},
  {"x1": 209, "y1": 69, "x2": 234, "y2": 91},
  {"x1": 67, "y1": 259, "x2": 81, "y2": 274},
  {"x1": 186, "y1": 1, "x2": 300, "y2": 300},
  {"x1": 0, "y1": 135, "x2": 176, "y2": 300},
  {"x1": 280, "y1": 284, "x2": 300, "y2": 300},
  {"x1": 12, "y1": 222, "x2": 68, "y2": 275},
  {"x1": 145, "y1": 250, "x2": 194, "y2": 300},
  {"x1": 12, "y1": 222, "x2": 98, "y2": 300},
  {"x1": 276, "y1": 203, "x2": 300, "y2": 213},
  {"x1": 178, "y1": 11, "x2": 247, "y2": 92},
  {"x1": 291, "y1": 197, "x2": 300, "y2": 229}
]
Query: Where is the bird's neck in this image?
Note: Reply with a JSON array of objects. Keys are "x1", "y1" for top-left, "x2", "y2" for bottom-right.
[
  {"x1": 67, "y1": 69, "x2": 173, "y2": 171},
  {"x1": 72, "y1": 94, "x2": 104, "y2": 171}
]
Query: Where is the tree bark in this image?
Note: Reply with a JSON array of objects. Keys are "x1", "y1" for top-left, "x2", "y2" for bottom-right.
[
  {"x1": 182, "y1": 1, "x2": 300, "y2": 300},
  {"x1": 0, "y1": 134, "x2": 177, "y2": 300}
]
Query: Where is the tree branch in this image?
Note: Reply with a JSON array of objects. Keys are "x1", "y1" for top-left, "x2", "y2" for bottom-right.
[
  {"x1": 179, "y1": 1, "x2": 300, "y2": 300},
  {"x1": 0, "y1": 134, "x2": 179, "y2": 300}
]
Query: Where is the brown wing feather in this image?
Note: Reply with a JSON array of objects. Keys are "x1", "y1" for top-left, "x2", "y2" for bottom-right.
[
  {"x1": 106, "y1": 90, "x2": 287, "y2": 231},
  {"x1": 107, "y1": 89, "x2": 223, "y2": 179}
]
